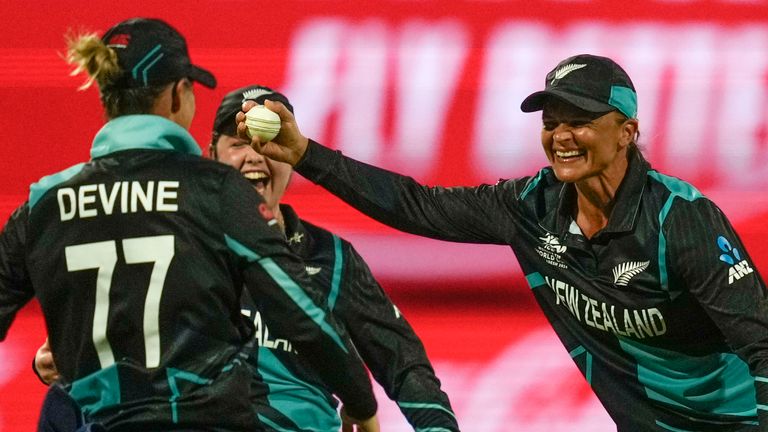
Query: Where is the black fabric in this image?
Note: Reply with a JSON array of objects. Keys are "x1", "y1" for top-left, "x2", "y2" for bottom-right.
[
  {"x1": 101, "y1": 18, "x2": 216, "y2": 89},
  {"x1": 520, "y1": 53, "x2": 635, "y2": 117},
  {"x1": 296, "y1": 139, "x2": 768, "y2": 431},
  {"x1": 242, "y1": 204, "x2": 459, "y2": 431},
  {"x1": 0, "y1": 117, "x2": 376, "y2": 429}
]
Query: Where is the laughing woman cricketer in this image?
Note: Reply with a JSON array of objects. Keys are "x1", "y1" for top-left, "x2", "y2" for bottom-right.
[{"x1": 238, "y1": 54, "x2": 768, "y2": 431}]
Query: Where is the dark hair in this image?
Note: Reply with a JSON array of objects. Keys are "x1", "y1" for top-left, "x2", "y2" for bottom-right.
[
  {"x1": 209, "y1": 132, "x2": 221, "y2": 159},
  {"x1": 65, "y1": 31, "x2": 170, "y2": 119}
]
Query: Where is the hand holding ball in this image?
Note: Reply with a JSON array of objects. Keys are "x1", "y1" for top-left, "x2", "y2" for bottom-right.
[{"x1": 245, "y1": 105, "x2": 281, "y2": 142}]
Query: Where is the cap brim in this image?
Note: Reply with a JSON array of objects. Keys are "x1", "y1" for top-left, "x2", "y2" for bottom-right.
[
  {"x1": 188, "y1": 65, "x2": 217, "y2": 89},
  {"x1": 520, "y1": 89, "x2": 615, "y2": 114}
]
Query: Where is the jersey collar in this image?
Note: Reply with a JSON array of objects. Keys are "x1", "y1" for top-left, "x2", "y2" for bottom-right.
[
  {"x1": 90, "y1": 115, "x2": 202, "y2": 159},
  {"x1": 280, "y1": 204, "x2": 312, "y2": 256},
  {"x1": 540, "y1": 148, "x2": 649, "y2": 238}
]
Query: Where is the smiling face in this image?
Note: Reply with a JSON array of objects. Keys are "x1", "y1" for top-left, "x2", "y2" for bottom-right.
[
  {"x1": 212, "y1": 134, "x2": 292, "y2": 211},
  {"x1": 540, "y1": 98, "x2": 636, "y2": 185}
]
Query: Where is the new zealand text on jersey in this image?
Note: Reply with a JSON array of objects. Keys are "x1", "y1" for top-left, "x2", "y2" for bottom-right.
[
  {"x1": 57, "y1": 181, "x2": 180, "y2": 221},
  {"x1": 544, "y1": 276, "x2": 667, "y2": 339},
  {"x1": 241, "y1": 309, "x2": 294, "y2": 353}
]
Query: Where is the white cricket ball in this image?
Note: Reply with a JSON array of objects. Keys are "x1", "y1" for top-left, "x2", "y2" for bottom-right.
[{"x1": 245, "y1": 105, "x2": 281, "y2": 142}]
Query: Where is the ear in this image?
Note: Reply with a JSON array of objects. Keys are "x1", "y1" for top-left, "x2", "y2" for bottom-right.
[
  {"x1": 170, "y1": 80, "x2": 184, "y2": 114},
  {"x1": 620, "y1": 118, "x2": 639, "y2": 148},
  {"x1": 208, "y1": 143, "x2": 217, "y2": 159}
]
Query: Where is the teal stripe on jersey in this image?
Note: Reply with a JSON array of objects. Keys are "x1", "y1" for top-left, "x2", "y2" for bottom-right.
[
  {"x1": 416, "y1": 428, "x2": 454, "y2": 432},
  {"x1": 619, "y1": 337, "x2": 757, "y2": 417},
  {"x1": 258, "y1": 414, "x2": 296, "y2": 432},
  {"x1": 569, "y1": 346, "x2": 593, "y2": 385},
  {"x1": 758, "y1": 404, "x2": 768, "y2": 411},
  {"x1": 648, "y1": 171, "x2": 703, "y2": 292},
  {"x1": 755, "y1": 376, "x2": 768, "y2": 383},
  {"x1": 69, "y1": 364, "x2": 121, "y2": 417},
  {"x1": 328, "y1": 235, "x2": 343, "y2": 310},
  {"x1": 167, "y1": 368, "x2": 212, "y2": 423},
  {"x1": 655, "y1": 420, "x2": 695, "y2": 432},
  {"x1": 29, "y1": 162, "x2": 85, "y2": 210},
  {"x1": 398, "y1": 401, "x2": 457, "y2": 419},
  {"x1": 525, "y1": 272, "x2": 546, "y2": 289},
  {"x1": 257, "y1": 347, "x2": 340, "y2": 432},
  {"x1": 224, "y1": 235, "x2": 348, "y2": 353},
  {"x1": 520, "y1": 168, "x2": 550, "y2": 200}
]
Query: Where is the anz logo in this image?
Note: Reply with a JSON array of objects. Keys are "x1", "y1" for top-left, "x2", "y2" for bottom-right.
[{"x1": 717, "y1": 236, "x2": 753, "y2": 284}]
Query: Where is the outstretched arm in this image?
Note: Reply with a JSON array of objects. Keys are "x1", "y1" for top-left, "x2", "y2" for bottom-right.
[{"x1": 236, "y1": 100, "x2": 521, "y2": 245}]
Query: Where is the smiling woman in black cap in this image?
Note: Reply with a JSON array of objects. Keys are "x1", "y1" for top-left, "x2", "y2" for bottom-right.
[
  {"x1": 0, "y1": 17, "x2": 379, "y2": 432},
  {"x1": 238, "y1": 54, "x2": 768, "y2": 431}
]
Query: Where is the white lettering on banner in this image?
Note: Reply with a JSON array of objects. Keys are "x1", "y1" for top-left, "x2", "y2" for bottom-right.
[
  {"x1": 390, "y1": 20, "x2": 468, "y2": 168},
  {"x1": 664, "y1": 27, "x2": 718, "y2": 182},
  {"x1": 283, "y1": 20, "x2": 387, "y2": 164},
  {"x1": 284, "y1": 21, "x2": 768, "y2": 186},
  {"x1": 283, "y1": 19, "x2": 469, "y2": 172},
  {"x1": 715, "y1": 27, "x2": 768, "y2": 187},
  {"x1": 474, "y1": 23, "x2": 551, "y2": 174}
]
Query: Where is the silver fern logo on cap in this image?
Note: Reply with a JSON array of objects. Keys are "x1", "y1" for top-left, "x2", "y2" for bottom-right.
[
  {"x1": 613, "y1": 261, "x2": 650, "y2": 286},
  {"x1": 241, "y1": 88, "x2": 272, "y2": 102},
  {"x1": 551, "y1": 63, "x2": 587, "y2": 84}
]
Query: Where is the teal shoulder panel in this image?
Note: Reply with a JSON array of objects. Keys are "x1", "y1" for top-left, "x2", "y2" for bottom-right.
[
  {"x1": 648, "y1": 171, "x2": 704, "y2": 292},
  {"x1": 28, "y1": 163, "x2": 86, "y2": 210},
  {"x1": 520, "y1": 168, "x2": 551, "y2": 200}
]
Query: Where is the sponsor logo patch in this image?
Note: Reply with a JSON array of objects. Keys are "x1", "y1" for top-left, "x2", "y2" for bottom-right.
[
  {"x1": 536, "y1": 234, "x2": 568, "y2": 269},
  {"x1": 717, "y1": 235, "x2": 753, "y2": 284}
]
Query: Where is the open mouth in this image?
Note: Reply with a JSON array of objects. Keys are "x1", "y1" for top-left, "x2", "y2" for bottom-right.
[
  {"x1": 243, "y1": 171, "x2": 270, "y2": 194},
  {"x1": 555, "y1": 149, "x2": 585, "y2": 161}
]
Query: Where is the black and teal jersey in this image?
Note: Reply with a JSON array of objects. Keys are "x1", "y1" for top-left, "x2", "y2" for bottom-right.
[
  {"x1": 0, "y1": 116, "x2": 376, "y2": 431},
  {"x1": 293, "y1": 140, "x2": 768, "y2": 431},
  {"x1": 242, "y1": 204, "x2": 459, "y2": 431}
]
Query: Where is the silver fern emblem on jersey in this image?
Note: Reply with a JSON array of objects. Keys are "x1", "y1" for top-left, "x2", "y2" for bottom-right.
[
  {"x1": 551, "y1": 63, "x2": 587, "y2": 83},
  {"x1": 305, "y1": 266, "x2": 321, "y2": 275},
  {"x1": 613, "y1": 261, "x2": 649, "y2": 286}
]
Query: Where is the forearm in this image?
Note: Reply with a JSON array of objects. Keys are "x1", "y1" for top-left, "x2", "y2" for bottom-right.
[{"x1": 295, "y1": 140, "x2": 509, "y2": 244}]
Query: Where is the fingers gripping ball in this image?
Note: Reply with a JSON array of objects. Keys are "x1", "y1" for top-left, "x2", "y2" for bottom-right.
[{"x1": 245, "y1": 105, "x2": 281, "y2": 142}]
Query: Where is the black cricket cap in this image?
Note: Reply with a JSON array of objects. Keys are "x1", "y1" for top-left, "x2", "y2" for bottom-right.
[
  {"x1": 521, "y1": 54, "x2": 637, "y2": 118},
  {"x1": 101, "y1": 18, "x2": 216, "y2": 89},
  {"x1": 212, "y1": 85, "x2": 294, "y2": 137}
]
